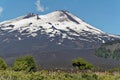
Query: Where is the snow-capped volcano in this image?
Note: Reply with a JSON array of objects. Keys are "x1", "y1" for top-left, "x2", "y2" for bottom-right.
[
  {"x1": 0, "y1": 10, "x2": 104, "y2": 36},
  {"x1": 0, "y1": 10, "x2": 120, "y2": 53}
]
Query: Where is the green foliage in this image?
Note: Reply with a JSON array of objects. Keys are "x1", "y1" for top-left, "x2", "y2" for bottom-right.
[
  {"x1": 96, "y1": 48, "x2": 120, "y2": 60},
  {"x1": 72, "y1": 58, "x2": 93, "y2": 70},
  {"x1": 95, "y1": 47, "x2": 111, "y2": 58},
  {"x1": 95, "y1": 40, "x2": 120, "y2": 60},
  {"x1": 0, "y1": 58, "x2": 7, "y2": 70},
  {"x1": 81, "y1": 73, "x2": 98, "y2": 80},
  {"x1": 108, "y1": 67, "x2": 120, "y2": 72},
  {"x1": 0, "y1": 56, "x2": 119, "y2": 80},
  {"x1": 0, "y1": 70, "x2": 119, "y2": 80},
  {"x1": 13, "y1": 56, "x2": 37, "y2": 72}
]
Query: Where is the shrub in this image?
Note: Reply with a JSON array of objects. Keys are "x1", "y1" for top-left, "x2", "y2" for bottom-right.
[
  {"x1": 0, "y1": 58, "x2": 7, "y2": 70},
  {"x1": 13, "y1": 56, "x2": 37, "y2": 72},
  {"x1": 72, "y1": 58, "x2": 93, "y2": 70},
  {"x1": 81, "y1": 73, "x2": 97, "y2": 80}
]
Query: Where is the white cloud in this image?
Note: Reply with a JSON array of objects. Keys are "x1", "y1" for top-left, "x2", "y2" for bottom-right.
[
  {"x1": 0, "y1": 7, "x2": 3, "y2": 16},
  {"x1": 35, "y1": 0, "x2": 45, "y2": 12}
]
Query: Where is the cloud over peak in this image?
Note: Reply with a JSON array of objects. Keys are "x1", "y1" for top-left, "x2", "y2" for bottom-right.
[
  {"x1": 0, "y1": 7, "x2": 3, "y2": 16},
  {"x1": 35, "y1": 0, "x2": 45, "y2": 12}
]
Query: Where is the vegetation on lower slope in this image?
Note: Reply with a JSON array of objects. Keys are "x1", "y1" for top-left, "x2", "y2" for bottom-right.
[
  {"x1": 1, "y1": 55, "x2": 120, "y2": 80},
  {"x1": 95, "y1": 40, "x2": 120, "y2": 60},
  {"x1": 72, "y1": 58, "x2": 94, "y2": 70},
  {"x1": 13, "y1": 56, "x2": 37, "y2": 72},
  {"x1": 0, "y1": 70, "x2": 120, "y2": 80},
  {"x1": 0, "y1": 58, "x2": 7, "y2": 70}
]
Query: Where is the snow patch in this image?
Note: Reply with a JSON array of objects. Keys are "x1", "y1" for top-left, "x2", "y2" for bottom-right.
[
  {"x1": 31, "y1": 33, "x2": 38, "y2": 37},
  {"x1": 18, "y1": 37, "x2": 22, "y2": 40}
]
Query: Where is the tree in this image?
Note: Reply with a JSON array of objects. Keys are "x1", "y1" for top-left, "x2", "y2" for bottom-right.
[
  {"x1": 0, "y1": 58, "x2": 7, "y2": 70},
  {"x1": 13, "y1": 56, "x2": 37, "y2": 72},
  {"x1": 72, "y1": 58, "x2": 93, "y2": 70}
]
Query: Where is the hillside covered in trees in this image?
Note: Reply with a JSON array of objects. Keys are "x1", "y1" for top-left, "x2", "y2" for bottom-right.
[{"x1": 95, "y1": 40, "x2": 120, "y2": 60}]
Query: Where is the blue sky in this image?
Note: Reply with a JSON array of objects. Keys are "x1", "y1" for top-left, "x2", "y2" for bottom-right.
[{"x1": 0, "y1": 0, "x2": 120, "y2": 35}]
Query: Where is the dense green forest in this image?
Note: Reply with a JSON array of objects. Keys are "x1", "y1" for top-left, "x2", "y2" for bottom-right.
[{"x1": 95, "y1": 40, "x2": 120, "y2": 60}]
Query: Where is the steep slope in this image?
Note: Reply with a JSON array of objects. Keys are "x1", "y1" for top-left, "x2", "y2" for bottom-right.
[{"x1": 0, "y1": 10, "x2": 120, "y2": 54}]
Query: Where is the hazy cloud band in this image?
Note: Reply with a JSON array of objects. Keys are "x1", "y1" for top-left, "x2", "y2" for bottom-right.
[
  {"x1": 0, "y1": 7, "x2": 3, "y2": 16},
  {"x1": 35, "y1": 0, "x2": 45, "y2": 12}
]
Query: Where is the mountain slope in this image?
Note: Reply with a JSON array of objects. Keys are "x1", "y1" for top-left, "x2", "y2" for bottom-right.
[
  {"x1": 0, "y1": 10, "x2": 120, "y2": 53},
  {"x1": 0, "y1": 10, "x2": 120, "y2": 69}
]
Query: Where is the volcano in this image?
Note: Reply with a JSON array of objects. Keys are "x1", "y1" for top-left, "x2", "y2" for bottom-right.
[{"x1": 0, "y1": 10, "x2": 120, "y2": 69}]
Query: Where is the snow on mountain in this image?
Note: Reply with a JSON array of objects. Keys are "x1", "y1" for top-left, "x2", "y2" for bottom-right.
[
  {"x1": 1, "y1": 10, "x2": 120, "y2": 69},
  {"x1": 0, "y1": 10, "x2": 104, "y2": 35},
  {"x1": 0, "y1": 10, "x2": 120, "y2": 50}
]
